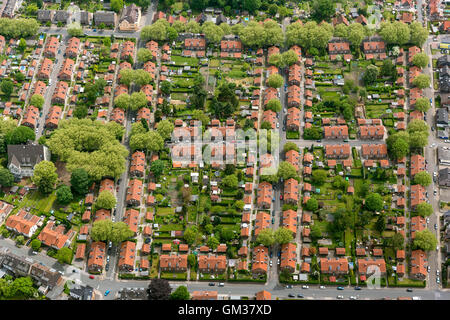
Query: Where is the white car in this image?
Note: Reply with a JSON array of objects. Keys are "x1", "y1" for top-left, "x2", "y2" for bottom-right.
[
  {"x1": 302, "y1": 285, "x2": 309, "y2": 289},
  {"x1": 337, "y1": 295, "x2": 344, "y2": 299},
  {"x1": 445, "y1": 140, "x2": 450, "y2": 143},
  {"x1": 426, "y1": 218, "x2": 430, "y2": 224},
  {"x1": 427, "y1": 266, "x2": 431, "y2": 273},
  {"x1": 349, "y1": 296, "x2": 357, "y2": 300},
  {"x1": 319, "y1": 285, "x2": 326, "y2": 289},
  {"x1": 436, "y1": 270, "x2": 440, "y2": 276},
  {"x1": 269, "y1": 260, "x2": 273, "y2": 267}
]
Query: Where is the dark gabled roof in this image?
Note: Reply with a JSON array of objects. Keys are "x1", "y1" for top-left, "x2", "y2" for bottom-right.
[
  {"x1": 7, "y1": 143, "x2": 47, "y2": 169},
  {"x1": 439, "y1": 168, "x2": 450, "y2": 187},
  {"x1": 53, "y1": 10, "x2": 70, "y2": 22},
  {"x1": 119, "y1": 4, "x2": 140, "y2": 24},
  {"x1": 94, "y1": 11, "x2": 116, "y2": 24},
  {"x1": 37, "y1": 10, "x2": 53, "y2": 21},
  {"x1": 437, "y1": 108, "x2": 449, "y2": 124}
]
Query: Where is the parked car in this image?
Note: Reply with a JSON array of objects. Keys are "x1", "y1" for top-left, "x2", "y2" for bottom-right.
[
  {"x1": 406, "y1": 288, "x2": 413, "y2": 292},
  {"x1": 208, "y1": 282, "x2": 215, "y2": 286},
  {"x1": 436, "y1": 270, "x2": 440, "y2": 276},
  {"x1": 336, "y1": 295, "x2": 344, "y2": 299},
  {"x1": 288, "y1": 293, "x2": 295, "y2": 298},
  {"x1": 337, "y1": 286, "x2": 344, "y2": 290},
  {"x1": 437, "y1": 277, "x2": 440, "y2": 284},
  {"x1": 354, "y1": 286, "x2": 361, "y2": 290},
  {"x1": 297, "y1": 294, "x2": 304, "y2": 298},
  {"x1": 145, "y1": 238, "x2": 151, "y2": 244},
  {"x1": 218, "y1": 283, "x2": 224, "y2": 287},
  {"x1": 427, "y1": 266, "x2": 431, "y2": 273},
  {"x1": 319, "y1": 285, "x2": 326, "y2": 289},
  {"x1": 89, "y1": 275, "x2": 95, "y2": 279},
  {"x1": 105, "y1": 263, "x2": 109, "y2": 271},
  {"x1": 434, "y1": 224, "x2": 438, "y2": 230},
  {"x1": 302, "y1": 285, "x2": 309, "y2": 289},
  {"x1": 286, "y1": 285, "x2": 293, "y2": 289},
  {"x1": 349, "y1": 296, "x2": 357, "y2": 300},
  {"x1": 104, "y1": 290, "x2": 110, "y2": 296}
]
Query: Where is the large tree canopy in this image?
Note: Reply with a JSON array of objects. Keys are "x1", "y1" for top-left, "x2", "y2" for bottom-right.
[{"x1": 46, "y1": 119, "x2": 129, "y2": 181}]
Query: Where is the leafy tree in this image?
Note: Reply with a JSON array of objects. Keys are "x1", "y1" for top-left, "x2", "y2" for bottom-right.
[
  {"x1": 363, "y1": 64, "x2": 379, "y2": 85},
  {"x1": 409, "y1": 132, "x2": 428, "y2": 150},
  {"x1": 110, "y1": 0, "x2": 123, "y2": 12},
  {"x1": 243, "y1": 0, "x2": 261, "y2": 13},
  {"x1": 277, "y1": 161, "x2": 298, "y2": 180},
  {"x1": 137, "y1": 48, "x2": 152, "y2": 63},
  {"x1": 56, "y1": 185, "x2": 73, "y2": 205},
  {"x1": 0, "y1": 18, "x2": 39, "y2": 39},
  {"x1": 202, "y1": 22, "x2": 224, "y2": 44},
  {"x1": 219, "y1": 22, "x2": 231, "y2": 35},
  {"x1": 31, "y1": 239, "x2": 41, "y2": 251},
  {"x1": 409, "y1": 22, "x2": 428, "y2": 47},
  {"x1": 56, "y1": 248, "x2": 73, "y2": 264},
  {"x1": 70, "y1": 168, "x2": 90, "y2": 196},
  {"x1": 67, "y1": 23, "x2": 83, "y2": 37},
  {"x1": 148, "y1": 279, "x2": 171, "y2": 300},
  {"x1": 415, "y1": 202, "x2": 433, "y2": 217},
  {"x1": 119, "y1": 69, "x2": 134, "y2": 86},
  {"x1": 311, "y1": 0, "x2": 335, "y2": 22},
  {"x1": 207, "y1": 236, "x2": 220, "y2": 250},
  {"x1": 268, "y1": 53, "x2": 282, "y2": 67},
  {"x1": 414, "y1": 97, "x2": 431, "y2": 112},
  {"x1": 347, "y1": 23, "x2": 365, "y2": 47},
  {"x1": 156, "y1": 120, "x2": 174, "y2": 140},
  {"x1": 412, "y1": 74, "x2": 430, "y2": 89},
  {"x1": 407, "y1": 119, "x2": 429, "y2": 136},
  {"x1": 187, "y1": 254, "x2": 197, "y2": 268},
  {"x1": 16, "y1": 235, "x2": 24, "y2": 246},
  {"x1": 30, "y1": 94, "x2": 44, "y2": 109},
  {"x1": 267, "y1": 74, "x2": 283, "y2": 88},
  {"x1": 284, "y1": 142, "x2": 299, "y2": 153},
  {"x1": 133, "y1": 69, "x2": 152, "y2": 86},
  {"x1": 312, "y1": 169, "x2": 327, "y2": 185},
  {"x1": 96, "y1": 190, "x2": 116, "y2": 210},
  {"x1": 306, "y1": 198, "x2": 319, "y2": 211},
  {"x1": 386, "y1": 133, "x2": 409, "y2": 160},
  {"x1": 413, "y1": 171, "x2": 432, "y2": 187},
  {"x1": 310, "y1": 224, "x2": 322, "y2": 241},
  {"x1": 170, "y1": 285, "x2": 190, "y2": 300},
  {"x1": 281, "y1": 50, "x2": 299, "y2": 66},
  {"x1": 114, "y1": 93, "x2": 131, "y2": 110},
  {"x1": 266, "y1": 99, "x2": 282, "y2": 112},
  {"x1": 160, "y1": 81, "x2": 172, "y2": 95},
  {"x1": 222, "y1": 174, "x2": 238, "y2": 189},
  {"x1": 390, "y1": 232, "x2": 405, "y2": 250},
  {"x1": 256, "y1": 228, "x2": 275, "y2": 247},
  {"x1": 303, "y1": 127, "x2": 322, "y2": 140},
  {"x1": 375, "y1": 215, "x2": 386, "y2": 234},
  {"x1": 141, "y1": 20, "x2": 168, "y2": 41},
  {"x1": 365, "y1": 193, "x2": 383, "y2": 212},
  {"x1": 90, "y1": 220, "x2": 134, "y2": 244},
  {"x1": 150, "y1": 160, "x2": 165, "y2": 179},
  {"x1": 274, "y1": 227, "x2": 293, "y2": 245},
  {"x1": 172, "y1": 20, "x2": 186, "y2": 33},
  {"x1": 130, "y1": 91, "x2": 148, "y2": 110},
  {"x1": 413, "y1": 229, "x2": 437, "y2": 252},
  {"x1": 0, "y1": 79, "x2": 13, "y2": 98},
  {"x1": 0, "y1": 167, "x2": 14, "y2": 187},
  {"x1": 5, "y1": 126, "x2": 35, "y2": 145},
  {"x1": 32, "y1": 161, "x2": 58, "y2": 194},
  {"x1": 412, "y1": 53, "x2": 429, "y2": 69},
  {"x1": 184, "y1": 226, "x2": 198, "y2": 245},
  {"x1": 379, "y1": 21, "x2": 411, "y2": 45},
  {"x1": 380, "y1": 59, "x2": 397, "y2": 78},
  {"x1": 186, "y1": 21, "x2": 201, "y2": 33},
  {"x1": 332, "y1": 176, "x2": 349, "y2": 191}
]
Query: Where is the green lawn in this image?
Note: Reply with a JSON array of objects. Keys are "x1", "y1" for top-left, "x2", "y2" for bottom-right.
[{"x1": 156, "y1": 207, "x2": 175, "y2": 216}]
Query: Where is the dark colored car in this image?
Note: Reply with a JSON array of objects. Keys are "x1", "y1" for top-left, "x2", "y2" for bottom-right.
[
  {"x1": 406, "y1": 288, "x2": 413, "y2": 292},
  {"x1": 297, "y1": 294, "x2": 304, "y2": 298},
  {"x1": 354, "y1": 286, "x2": 361, "y2": 290},
  {"x1": 208, "y1": 282, "x2": 215, "y2": 286},
  {"x1": 288, "y1": 293, "x2": 295, "y2": 298}
]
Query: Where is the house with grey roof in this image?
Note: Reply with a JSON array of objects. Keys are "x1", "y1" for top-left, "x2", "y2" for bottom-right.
[
  {"x1": 52, "y1": 10, "x2": 70, "y2": 24},
  {"x1": 7, "y1": 142, "x2": 50, "y2": 179},
  {"x1": 79, "y1": 11, "x2": 92, "y2": 25},
  {"x1": 69, "y1": 284, "x2": 94, "y2": 300},
  {"x1": 1, "y1": 0, "x2": 23, "y2": 18},
  {"x1": 37, "y1": 9, "x2": 54, "y2": 22},
  {"x1": 94, "y1": 11, "x2": 117, "y2": 27},
  {"x1": 439, "y1": 167, "x2": 450, "y2": 187},
  {"x1": 118, "y1": 4, "x2": 141, "y2": 31},
  {"x1": 437, "y1": 107, "x2": 449, "y2": 127}
]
